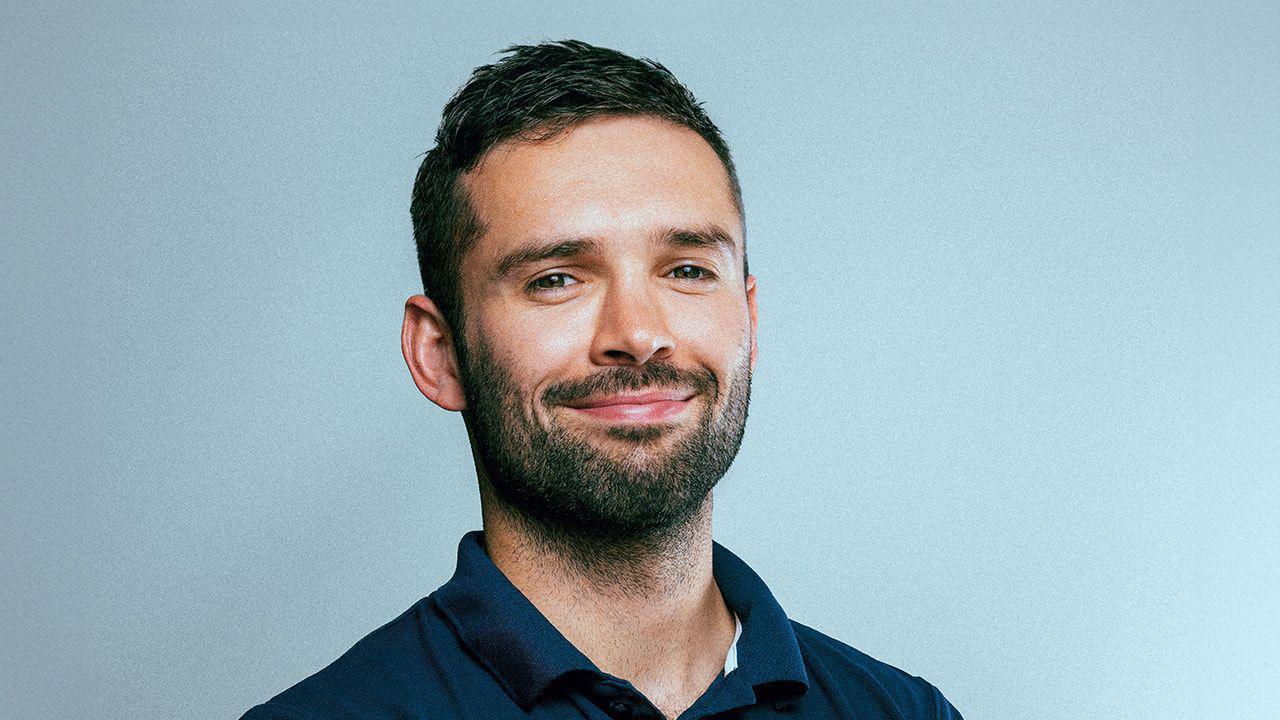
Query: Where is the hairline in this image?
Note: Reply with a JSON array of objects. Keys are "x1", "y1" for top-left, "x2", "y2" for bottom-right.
[{"x1": 451, "y1": 110, "x2": 747, "y2": 283}]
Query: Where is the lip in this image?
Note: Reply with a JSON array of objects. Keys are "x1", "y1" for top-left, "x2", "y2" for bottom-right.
[
  {"x1": 563, "y1": 390, "x2": 694, "y2": 408},
  {"x1": 561, "y1": 390, "x2": 696, "y2": 424}
]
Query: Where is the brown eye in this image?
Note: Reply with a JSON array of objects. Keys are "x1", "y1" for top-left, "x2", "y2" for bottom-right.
[
  {"x1": 528, "y1": 273, "x2": 577, "y2": 292},
  {"x1": 670, "y1": 265, "x2": 711, "y2": 280}
]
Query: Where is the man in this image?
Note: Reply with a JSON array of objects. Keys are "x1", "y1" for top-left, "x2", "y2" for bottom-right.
[{"x1": 243, "y1": 40, "x2": 962, "y2": 720}]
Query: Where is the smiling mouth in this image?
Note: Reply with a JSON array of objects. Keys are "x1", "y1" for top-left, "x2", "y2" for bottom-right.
[{"x1": 560, "y1": 390, "x2": 697, "y2": 424}]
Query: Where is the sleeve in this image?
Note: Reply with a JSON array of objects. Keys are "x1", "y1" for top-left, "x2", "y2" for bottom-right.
[
  {"x1": 930, "y1": 682, "x2": 964, "y2": 720},
  {"x1": 239, "y1": 702, "x2": 298, "y2": 720}
]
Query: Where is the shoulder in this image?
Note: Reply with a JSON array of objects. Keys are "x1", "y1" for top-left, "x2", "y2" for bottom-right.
[
  {"x1": 240, "y1": 596, "x2": 459, "y2": 720},
  {"x1": 790, "y1": 620, "x2": 963, "y2": 720}
]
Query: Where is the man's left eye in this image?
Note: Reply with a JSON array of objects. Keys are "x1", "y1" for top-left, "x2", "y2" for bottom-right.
[{"x1": 669, "y1": 265, "x2": 712, "y2": 280}]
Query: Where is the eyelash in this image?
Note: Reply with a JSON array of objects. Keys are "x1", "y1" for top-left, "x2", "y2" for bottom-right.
[{"x1": 526, "y1": 265, "x2": 718, "y2": 293}]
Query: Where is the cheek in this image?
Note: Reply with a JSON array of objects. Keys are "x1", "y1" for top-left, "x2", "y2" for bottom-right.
[
  {"x1": 670, "y1": 296, "x2": 751, "y2": 354},
  {"x1": 475, "y1": 306, "x2": 591, "y2": 391},
  {"x1": 668, "y1": 296, "x2": 753, "y2": 397}
]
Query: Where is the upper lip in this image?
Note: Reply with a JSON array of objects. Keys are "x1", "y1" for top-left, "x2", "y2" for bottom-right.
[{"x1": 563, "y1": 390, "x2": 695, "y2": 409}]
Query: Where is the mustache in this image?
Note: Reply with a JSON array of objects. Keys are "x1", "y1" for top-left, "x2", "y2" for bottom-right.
[{"x1": 541, "y1": 362, "x2": 718, "y2": 407}]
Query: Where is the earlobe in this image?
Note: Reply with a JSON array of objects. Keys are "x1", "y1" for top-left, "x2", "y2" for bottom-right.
[{"x1": 401, "y1": 295, "x2": 467, "y2": 411}]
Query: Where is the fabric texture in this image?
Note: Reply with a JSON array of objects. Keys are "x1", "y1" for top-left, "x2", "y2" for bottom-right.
[{"x1": 241, "y1": 532, "x2": 963, "y2": 719}]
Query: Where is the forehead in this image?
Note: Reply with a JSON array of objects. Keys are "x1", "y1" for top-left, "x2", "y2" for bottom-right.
[{"x1": 460, "y1": 115, "x2": 742, "y2": 267}]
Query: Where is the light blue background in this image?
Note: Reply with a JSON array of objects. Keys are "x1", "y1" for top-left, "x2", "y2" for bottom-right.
[{"x1": 3, "y1": 2, "x2": 1277, "y2": 718}]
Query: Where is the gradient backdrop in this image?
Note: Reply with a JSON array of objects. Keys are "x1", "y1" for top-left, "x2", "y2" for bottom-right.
[{"x1": 3, "y1": 2, "x2": 1277, "y2": 718}]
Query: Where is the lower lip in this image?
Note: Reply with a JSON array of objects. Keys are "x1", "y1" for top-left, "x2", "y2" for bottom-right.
[{"x1": 568, "y1": 399, "x2": 692, "y2": 423}]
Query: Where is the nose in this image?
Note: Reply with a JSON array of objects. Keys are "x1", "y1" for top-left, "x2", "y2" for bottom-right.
[{"x1": 589, "y1": 279, "x2": 675, "y2": 366}]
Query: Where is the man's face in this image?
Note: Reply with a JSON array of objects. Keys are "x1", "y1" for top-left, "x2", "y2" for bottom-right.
[{"x1": 454, "y1": 115, "x2": 758, "y2": 541}]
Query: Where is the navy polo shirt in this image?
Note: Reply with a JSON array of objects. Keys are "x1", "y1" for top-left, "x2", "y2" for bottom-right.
[{"x1": 242, "y1": 532, "x2": 962, "y2": 719}]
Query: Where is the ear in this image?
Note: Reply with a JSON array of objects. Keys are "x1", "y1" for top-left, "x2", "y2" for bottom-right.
[
  {"x1": 745, "y1": 274, "x2": 758, "y2": 371},
  {"x1": 401, "y1": 294, "x2": 467, "y2": 411}
]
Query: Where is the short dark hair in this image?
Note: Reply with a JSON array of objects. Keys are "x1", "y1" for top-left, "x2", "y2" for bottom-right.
[{"x1": 410, "y1": 39, "x2": 744, "y2": 333}]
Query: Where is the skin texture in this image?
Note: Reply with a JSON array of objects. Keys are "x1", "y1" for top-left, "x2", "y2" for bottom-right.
[{"x1": 401, "y1": 115, "x2": 758, "y2": 719}]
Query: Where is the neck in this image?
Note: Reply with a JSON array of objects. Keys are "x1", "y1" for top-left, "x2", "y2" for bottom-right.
[{"x1": 479, "y1": 482, "x2": 735, "y2": 719}]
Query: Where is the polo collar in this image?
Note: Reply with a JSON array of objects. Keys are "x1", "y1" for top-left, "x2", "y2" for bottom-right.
[
  {"x1": 431, "y1": 531, "x2": 809, "y2": 710},
  {"x1": 711, "y1": 541, "x2": 809, "y2": 700}
]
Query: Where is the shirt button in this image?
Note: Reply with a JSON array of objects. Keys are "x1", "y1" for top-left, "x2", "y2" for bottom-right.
[{"x1": 607, "y1": 699, "x2": 633, "y2": 718}]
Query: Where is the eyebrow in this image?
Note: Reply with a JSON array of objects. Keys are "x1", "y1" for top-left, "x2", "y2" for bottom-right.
[
  {"x1": 663, "y1": 225, "x2": 737, "y2": 255},
  {"x1": 493, "y1": 237, "x2": 599, "y2": 279},
  {"x1": 491, "y1": 224, "x2": 739, "y2": 280}
]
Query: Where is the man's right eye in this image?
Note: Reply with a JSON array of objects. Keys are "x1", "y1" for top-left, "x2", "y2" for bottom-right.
[{"x1": 528, "y1": 273, "x2": 577, "y2": 292}]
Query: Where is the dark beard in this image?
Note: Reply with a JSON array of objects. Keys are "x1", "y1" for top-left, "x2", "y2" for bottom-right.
[{"x1": 456, "y1": 332, "x2": 752, "y2": 563}]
